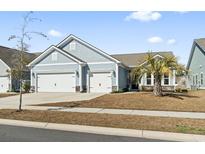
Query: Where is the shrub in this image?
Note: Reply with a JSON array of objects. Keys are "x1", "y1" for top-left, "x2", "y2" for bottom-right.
[
  {"x1": 23, "y1": 82, "x2": 30, "y2": 93},
  {"x1": 175, "y1": 88, "x2": 188, "y2": 93}
]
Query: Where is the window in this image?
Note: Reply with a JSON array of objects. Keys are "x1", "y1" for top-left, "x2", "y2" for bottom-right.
[
  {"x1": 201, "y1": 73, "x2": 203, "y2": 85},
  {"x1": 69, "y1": 42, "x2": 76, "y2": 50},
  {"x1": 164, "y1": 73, "x2": 169, "y2": 85},
  {"x1": 51, "y1": 52, "x2": 58, "y2": 61},
  {"x1": 146, "y1": 73, "x2": 151, "y2": 85}
]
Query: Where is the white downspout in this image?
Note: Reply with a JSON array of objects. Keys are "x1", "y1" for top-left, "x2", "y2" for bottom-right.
[{"x1": 116, "y1": 64, "x2": 119, "y2": 91}]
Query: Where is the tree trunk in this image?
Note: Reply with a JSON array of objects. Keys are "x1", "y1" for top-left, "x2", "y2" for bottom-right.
[
  {"x1": 18, "y1": 79, "x2": 23, "y2": 111},
  {"x1": 153, "y1": 74, "x2": 163, "y2": 96}
]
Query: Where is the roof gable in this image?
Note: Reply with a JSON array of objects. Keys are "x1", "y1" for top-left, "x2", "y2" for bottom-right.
[
  {"x1": 0, "y1": 46, "x2": 37, "y2": 68},
  {"x1": 28, "y1": 46, "x2": 85, "y2": 67},
  {"x1": 57, "y1": 34, "x2": 121, "y2": 63},
  {"x1": 112, "y1": 52, "x2": 174, "y2": 67},
  {"x1": 187, "y1": 39, "x2": 205, "y2": 69}
]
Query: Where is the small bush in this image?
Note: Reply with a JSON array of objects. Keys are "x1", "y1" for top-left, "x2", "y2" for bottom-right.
[
  {"x1": 175, "y1": 88, "x2": 188, "y2": 93},
  {"x1": 112, "y1": 88, "x2": 129, "y2": 93},
  {"x1": 23, "y1": 82, "x2": 30, "y2": 93}
]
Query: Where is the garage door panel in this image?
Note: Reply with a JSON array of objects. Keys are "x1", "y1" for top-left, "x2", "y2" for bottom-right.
[
  {"x1": 0, "y1": 77, "x2": 9, "y2": 92},
  {"x1": 90, "y1": 73, "x2": 112, "y2": 93},
  {"x1": 37, "y1": 73, "x2": 75, "y2": 92}
]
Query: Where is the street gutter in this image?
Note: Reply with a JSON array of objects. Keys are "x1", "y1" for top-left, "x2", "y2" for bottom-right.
[{"x1": 0, "y1": 118, "x2": 204, "y2": 142}]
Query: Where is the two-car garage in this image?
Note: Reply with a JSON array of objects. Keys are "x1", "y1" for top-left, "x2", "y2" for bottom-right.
[
  {"x1": 28, "y1": 35, "x2": 123, "y2": 93},
  {"x1": 37, "y1": 73, "x2": 76, "y2": 92},
  {"x1": 36, "y1": 72, "x2": 112, "y2": 93}
]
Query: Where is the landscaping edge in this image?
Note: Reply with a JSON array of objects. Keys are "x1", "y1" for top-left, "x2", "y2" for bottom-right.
[{"x1": 0, "y1": 118, "x2": 205, "y2": 142}]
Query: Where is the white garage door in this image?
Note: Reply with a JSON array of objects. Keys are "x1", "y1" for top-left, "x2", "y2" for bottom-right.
[
  {"x1": 37, "y1": 73, "x2": 75, "y2": 92},
  {"x1": 90, "y1": 72, "x2": 112, "y2": 93},
  {"x1": 0, "y1": 76, "x2": 9, "y2": 93}
]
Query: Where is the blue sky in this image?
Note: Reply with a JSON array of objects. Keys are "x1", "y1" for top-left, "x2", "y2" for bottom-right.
[{"x1": 0, "y1": 11, "x2": 204, "y2": 65}]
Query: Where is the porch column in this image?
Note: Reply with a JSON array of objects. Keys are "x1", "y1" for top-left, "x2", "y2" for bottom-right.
[
  {"x1": 87, "y1": 70, "x2": 90, "y2": 93},
  {"x1": 115, "y1": 64, "x2": 119, "y2": 91},
  {"x1": 35, "y1": 73, "x2": 37, "y2": 92},
  {"x1": 173, "y1": 70, "x2": 176, "y2": 86},
  {"x1": 161, "y1": 74, "x2": 164, "y2": 85},
  {"x1": 30, "y1": 68, "x2": 33, "y2": 87},
  {"x1": 169, "y1": 72, "x2": 171, "y2": 85},
  {"x1": 151, "y1": 73, "x2": 154, "y2": 86},
  {"x1": 79, "y1": 65, "x2": 82, "y2": 92},
  {"x1": 145, "y1": 73, "x2": 147, "y2": 85}
]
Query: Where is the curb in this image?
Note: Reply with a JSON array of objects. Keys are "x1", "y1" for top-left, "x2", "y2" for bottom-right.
[{"x1": 0, "y1": 119, "x2": 205, "y2": 141}]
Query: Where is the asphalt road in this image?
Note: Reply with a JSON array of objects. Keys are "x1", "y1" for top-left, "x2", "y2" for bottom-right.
[{"x1": 0, "y1": 124, "x2": 166, "y2": 142}]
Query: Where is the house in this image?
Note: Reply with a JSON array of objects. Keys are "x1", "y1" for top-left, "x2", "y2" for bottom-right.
[
  {"x1": 28, "y1": 34, "x2": 177, "y2": 93},
  {"x1": 112, "y1": 52, "x2": 177, "y2": 91},
  {"x1": 187, "y1": 38, "x2": 205, "y2": 89},
  {"x1": 28, "y1": 35, "x2": 129, "y2": 93},
  {"x1": 0, "y1": 46, "x2": 37, "y2": 92}
]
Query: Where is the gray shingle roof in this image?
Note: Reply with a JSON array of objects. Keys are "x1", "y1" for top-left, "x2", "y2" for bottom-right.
[
  {"x1": 111, "y1": 51, "x2": 174, "y2": 67},
  {"x1": 0, "y1": 46, "x2": 38, "y2": 68},
  {"x1": 195, "y1": 38, "x2": 205, "y2": 51}
]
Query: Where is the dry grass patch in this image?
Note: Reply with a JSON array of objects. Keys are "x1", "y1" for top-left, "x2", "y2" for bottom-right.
[
  {"x1": 0, "y1": 109, "x2": 205, "y2": 135},
  {"x1": 0, "y1": 93, "x2": 17, "y2": 98},
  {"x1": 38, "y1": 90, "x2": 205, "y2": 112}
]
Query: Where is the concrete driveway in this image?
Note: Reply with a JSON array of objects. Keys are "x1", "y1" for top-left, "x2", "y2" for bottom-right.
[{"x1": 0, "y1": 92, "x2": 105, "y2": 109}]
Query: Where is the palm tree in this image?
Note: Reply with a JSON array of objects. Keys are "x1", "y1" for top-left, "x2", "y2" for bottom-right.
[{"x1": 132, "y1": 52, "x2": 184, "y2": 96}]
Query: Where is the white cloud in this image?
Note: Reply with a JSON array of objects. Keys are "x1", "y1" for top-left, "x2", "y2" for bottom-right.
[
  {"x1": 48, "y1": 29, "x2": 62, "y2": 37},
  {"x1": 176, "y1": 11, "x2": 189, "y2": 14},
  {"x1": 125, "y1": 11, "x2": 161, "y2": 22},
  {"x1": 167, "y1": 39, "x2": 176, "y2": 45},
  {"x1": 147, "y1": 36, "x2": 163, "y2": 44}
]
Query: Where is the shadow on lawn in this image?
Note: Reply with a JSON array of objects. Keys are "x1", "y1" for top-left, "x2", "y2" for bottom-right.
[
  {"x1": 64, "y1": 102, "x2": 84, "y2": 108},
  {"x1": 163, "y1": 93, "x2": 199, "y2": 100}
]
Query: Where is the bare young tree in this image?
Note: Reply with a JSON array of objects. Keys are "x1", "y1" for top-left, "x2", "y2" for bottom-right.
[{"x1": 8, "y1": 11, "x2": 48, "y2": 111}]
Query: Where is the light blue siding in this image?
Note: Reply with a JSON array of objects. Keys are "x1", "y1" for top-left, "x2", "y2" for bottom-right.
[
  {"x1": 86, "y1": 63, "x2": 117, "y2": 87},
  {"x1": 36, "y1": 49, "x2": 75, "y2": 65},
  {"x1": 118, "y1": 66, "x2": 128, "y2": 89},
  {"x1": 30, "y1": 36, "x2": 131, "y2": 92},
  {"x1": 0, "y1": 59, "x2": 10, "y2": 76},
  {"x1": 188, "y1": 45, "x2": 205, "y2": 88},
  {"x1": 62, "y1": 40, "x2": 112, "y2": 62}
]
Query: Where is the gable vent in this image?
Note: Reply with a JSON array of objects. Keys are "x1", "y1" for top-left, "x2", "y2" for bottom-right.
[{"x1": 70, "y1": 42, "x2": 76, "y2": 51}]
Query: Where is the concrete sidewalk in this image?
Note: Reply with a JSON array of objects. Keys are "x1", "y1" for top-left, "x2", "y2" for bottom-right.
[
  {"x1": 2, "y1": 105, "x2": 205, "y2": 119},
  {"x1": 0, "y1": 118, "x2": 204, "y2": 141},
  {"x1": 22, "y1": 106, "x2": 205, "y2": 119}
]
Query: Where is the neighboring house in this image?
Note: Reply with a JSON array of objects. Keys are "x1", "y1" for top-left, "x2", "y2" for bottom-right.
[
  {"x1": 112, "y1": 52, "x2": 177, "y2": 91},
  {"x1": 187, "y1": 38, "x2": 205, "y2": 89},
  {"x1": 28, "y1": 34, "x2": 178, "y2": 93},
  {"x1": 0, "y1": 46, "x2": 37, "y2": 92}
]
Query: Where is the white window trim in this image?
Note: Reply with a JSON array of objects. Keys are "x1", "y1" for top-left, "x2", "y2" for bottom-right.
[
  {"x1": 146, "y1": 73, "x2": 152, "y2": 86},
  {"x1": 34, "y1": 62, "x2": 77, "y2": 66},
  {"x1": 163, "y1": 73, "x2": 170, "y2": 85}
]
